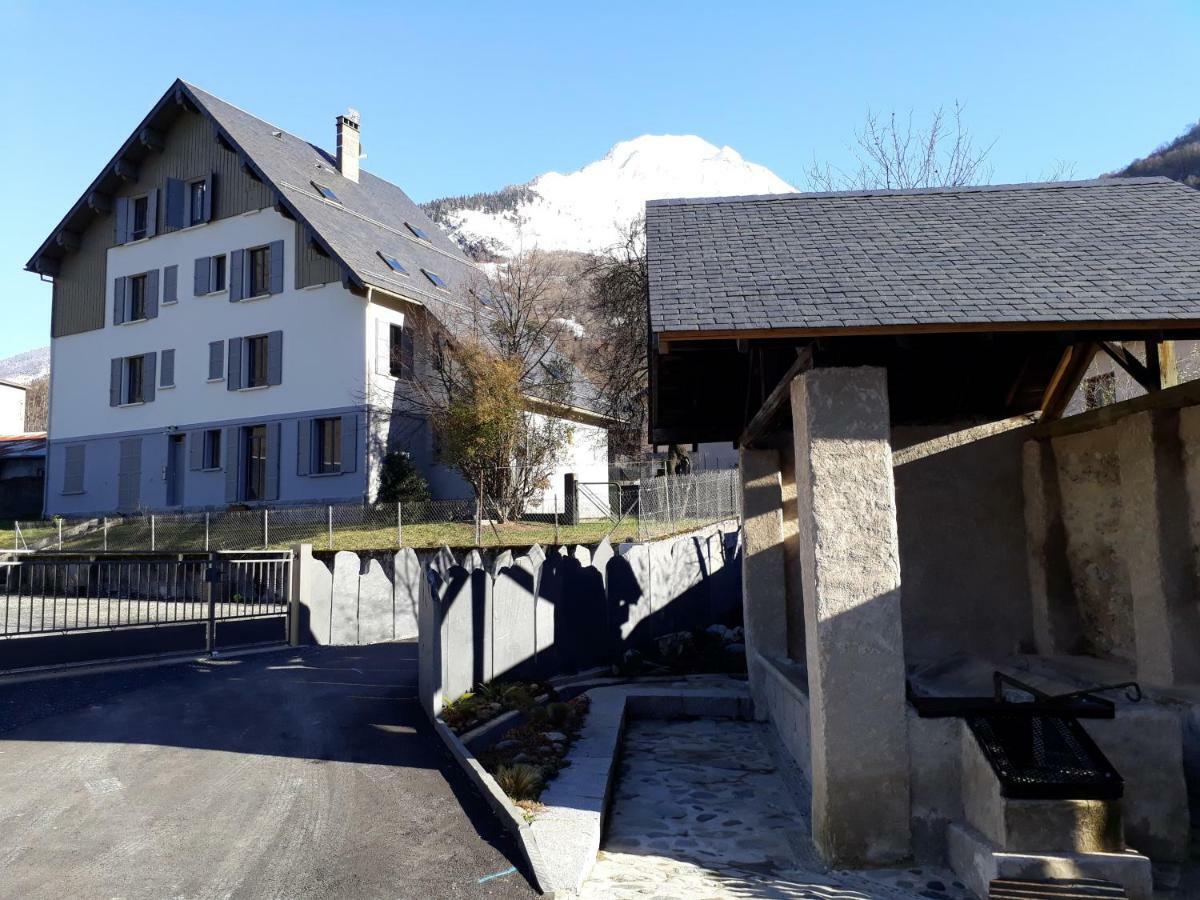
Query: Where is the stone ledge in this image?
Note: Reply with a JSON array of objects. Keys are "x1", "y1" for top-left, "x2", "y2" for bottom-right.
[{"x1": 429, "y1": 675, "x2": 752, "y2": 897}]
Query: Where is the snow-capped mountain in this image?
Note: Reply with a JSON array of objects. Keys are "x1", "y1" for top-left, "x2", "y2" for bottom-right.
[
  {"x1": 0, "y1": 346, "x2": 49, "y2": 384},
  {"x1": 424, "y1": 134, "x2": 796, "y2": 257}
]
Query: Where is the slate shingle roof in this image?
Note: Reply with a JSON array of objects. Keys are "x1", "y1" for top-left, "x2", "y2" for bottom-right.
[{"x1": 646, "y1": 178, "x2": 1200, "y2": 336}]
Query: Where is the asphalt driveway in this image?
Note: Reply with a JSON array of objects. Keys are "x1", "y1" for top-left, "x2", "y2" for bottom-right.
[{"x1": 0, "y1": 643, "x2": 537, "y2": 899}]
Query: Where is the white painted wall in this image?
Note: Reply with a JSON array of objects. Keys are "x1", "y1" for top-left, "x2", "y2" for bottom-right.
[
  {"x1": 526, "y1": 414, "x2": 611, "y2": 517},
  {"x1": 0, "y1": 383, "x2": 27, "y2": 434},
  {"x1": 49, "y1": 208, "x2": 366, "y2": 440}
]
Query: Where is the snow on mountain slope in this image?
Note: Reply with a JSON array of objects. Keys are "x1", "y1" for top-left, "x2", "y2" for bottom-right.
[
  {"x1": 0, "y1": 346, "x2": 49, "y2": 384},
  {"x1": 426, "y1": 134, "x2": 796, "y2": 257}
]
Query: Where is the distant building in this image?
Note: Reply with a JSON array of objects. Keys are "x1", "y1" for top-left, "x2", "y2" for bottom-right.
[{"x1": 0, "y1": 380, "x2": 27, "y2": 435}]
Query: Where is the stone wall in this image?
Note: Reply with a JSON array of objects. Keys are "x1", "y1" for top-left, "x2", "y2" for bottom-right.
[
  {"x1": 292, "y1": 545, "x2": 421, "y2": 645},
  {"x1": 418, "y1": 522, "x2": 743, "y2": 715}
]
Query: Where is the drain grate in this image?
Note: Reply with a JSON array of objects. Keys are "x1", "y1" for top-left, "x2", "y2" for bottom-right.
[{"x1": 989, "y1": 877, "x2": 1127, "y2": 898}]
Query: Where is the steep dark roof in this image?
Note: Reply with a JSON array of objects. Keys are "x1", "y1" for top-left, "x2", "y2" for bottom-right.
[{"x1": 646, "y1": 177, "x2": 1200, "y2": 336}]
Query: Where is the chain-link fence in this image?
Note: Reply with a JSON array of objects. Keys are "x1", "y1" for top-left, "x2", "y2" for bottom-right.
[{"x1": 3, "y1": 470, "x2": 740, "y2": 553}]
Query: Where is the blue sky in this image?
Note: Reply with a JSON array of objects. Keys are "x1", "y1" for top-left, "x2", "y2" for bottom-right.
[{"x1": 1, "y1": 0, "x2": 1197, "y2": 359}]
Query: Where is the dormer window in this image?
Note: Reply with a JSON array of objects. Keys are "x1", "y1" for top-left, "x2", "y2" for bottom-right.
[
  {"x1": 131, "y1": 195, "x2": 149, "y2": 241},
  {"x1": 312, "y1": 181, "x2": 341, "y2": 204},
  {"x1": 405, "y1": 222, "x2": 430, "y2": 241},
  {"x1": 378, "y1": 251, "x2": 407, "y2": 274}
]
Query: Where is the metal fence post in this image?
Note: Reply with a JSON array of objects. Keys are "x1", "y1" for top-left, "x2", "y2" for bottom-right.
[
  {"x1": 57, "y1": 519, "x2": 63, "y2": 550},
  {"x1": 554, "y1": 492, "x2": 559, "y2": 546},
  {"x1": 150, "y1": 515, "x2": 156, "y2": 551},
  {"x1": 474, "y1": 489, "x2": 482, "y2": 548},
  {"x1": 103, "y1": 517, "x2": 109, "y2": 552},
  {"x1": 397, "y1": 502, "x2": 403, "y2": 548},
  {"x1": 263, "y1": 508, "x2": 269, "y2": 549},
  {"x1": 327, "y1": 506, "x2": 333, "y2": 551},
  {"x1": 204, "y1": 552, "x2": 217, "y2": 654},
  {"x1": 12, "y1": 522, "x2": 17, "y2": 552},
  {"x1": 204, "y1": 512, "x2": 210, "y2": 552}
]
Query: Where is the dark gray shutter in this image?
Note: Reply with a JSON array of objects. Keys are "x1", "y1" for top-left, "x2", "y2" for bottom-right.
[
  {"x1": 63, "y1": 445, "x2": 86, "y2": 494},
  {"x1": 202, "y1": 173, "x2": 215, "y2": 221},
  {"x1": 297, "y1": 418, "x2": 312, "y2": 476},
  {"x1": 226, "y1": 337, "x2": 242, "y2": 390},
  {"x1": 142, "y1": 352, "x2": 157, "y2": 403},
  {"x1": 265, "y1": 422, "x2": 281, "y2": 500},
  {"x1": 193, "y1": 256, "x2": 210, "y2": 296},
  {"x1": 340, "y1": 414, "x2": 357, "y2": 473},
  {"x1": 401, "y1": 326, "x2": 415, "y2": 379},
  {"x1": 145, "y1": 269, "x2": 160, "y2": 319},
  {"x1": 266, "y1": 330, "x2": 283, "y2": 386},
  {"x1": 208, "y1": 340, "x2": 224, "y2": 380},
  {"x1": 224, "y1": 427, "x2": 239, "y2": 502},
  {"x1": 164, "y1": 178, "x2": 184, "y2": 229},
  {"x1": 268, "y1": 240, "x2": 284, "y2": 294},
  {"x1": 160, "y1": 349, "x2": 175, "y2": 387},
  {"x1": 189, "y1": 431, "x2": 204, "y2": 471},
  {"x1": 118, "y1": 438, "x2": 142, "y2": 510},
  {"x1": 114, "y1": 197, "x2": 130, "y2": 244},
  {"x1": 113, "y1": 277, "x2": 127, "y2": 325},
  {"x1": 229, "y1": 249, "x2": 245, "y2": 302},
  {"x1": 109, "y1": 358, "x2": 122, "y2": 406},
  {"x1": 163, "y1": 264, "x2": 178, "y2": 303},
  {"x1": 145, "y1": 188, "x2": 158, "y2": 238}
]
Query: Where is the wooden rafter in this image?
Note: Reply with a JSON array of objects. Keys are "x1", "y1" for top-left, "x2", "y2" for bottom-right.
[
  {"x1": 1039, "y1": 342, "x2": 1097, "y2": 421},
  {"x1": 1098, "y1": 341, "x2": 1158, "y2": 392},
  {"x1": 739, "y1": 347, "x2": 814, "y2": 448}
]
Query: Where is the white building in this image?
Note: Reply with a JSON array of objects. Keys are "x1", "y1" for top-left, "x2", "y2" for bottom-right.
[
  {"x1": 27, "y1": 80, "x2": 609, "y2": 516},
  {"x1": 0, "y1": 381, "x2": 27, "y2": 435}
]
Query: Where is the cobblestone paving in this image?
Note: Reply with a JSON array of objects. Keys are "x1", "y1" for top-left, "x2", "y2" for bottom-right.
[{"x1": 580, "y1": 719, "x2": 974, "y2": 900}]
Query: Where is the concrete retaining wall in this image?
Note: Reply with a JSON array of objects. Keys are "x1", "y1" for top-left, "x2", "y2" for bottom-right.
[
  {"x1": 292, "y1": 544, "x2": 421, "y2": 646},
  {"x1": 417, "y1": 521, "x2": 743, "y2": 716}
]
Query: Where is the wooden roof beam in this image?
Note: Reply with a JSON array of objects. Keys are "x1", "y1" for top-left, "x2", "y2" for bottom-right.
[
  {"x1": 1040, "y1": 342, "x2": 1098, "y2": 422},
  {"x1": 739, "y1": 346, "x2": 814, "y2": 448}
]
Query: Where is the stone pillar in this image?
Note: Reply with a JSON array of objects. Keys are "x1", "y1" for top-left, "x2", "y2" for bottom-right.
[
  {"x1": 738, "y1": 448, "x2": 789, "y2": 718},
  {"x1": 1021, "y1": 439, "x2": 1083, "y2": 656},
  {"x1": 791, "y1": 366, "x2": 910, "y2": 866},
  {"x1": 1117, "y1": 409, "x2": 1200, "y2": 685}
]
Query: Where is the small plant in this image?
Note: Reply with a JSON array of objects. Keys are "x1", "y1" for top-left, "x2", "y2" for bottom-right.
[
  {"x1": 544, "y1": 702, "x2": 572, "y2": 728},
  {"x1": 494, "y1": 764, "x2": 543, "y2": 801}
]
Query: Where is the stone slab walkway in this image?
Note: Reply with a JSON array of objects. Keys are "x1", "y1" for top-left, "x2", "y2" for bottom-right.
[{"x1": 580, "y1": 718, "x2": 974, "y2": 900}]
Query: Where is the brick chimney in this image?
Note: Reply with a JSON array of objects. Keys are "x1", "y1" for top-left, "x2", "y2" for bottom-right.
[{"x1": 336, "y1": 108, "x2": 361, "y2": 183}]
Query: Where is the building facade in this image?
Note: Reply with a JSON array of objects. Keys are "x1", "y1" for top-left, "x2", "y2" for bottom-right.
[
  {"x1": 0, "y1": 381, "x2": 27, "y2": 435},
  {"x1": 29, "y1": 81, "x2": 608, "y2": 517}
]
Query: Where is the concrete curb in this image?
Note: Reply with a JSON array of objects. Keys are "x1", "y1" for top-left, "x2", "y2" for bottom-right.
[{"x1": 431, "y1": 676, "x2": 753, "y2": 896}]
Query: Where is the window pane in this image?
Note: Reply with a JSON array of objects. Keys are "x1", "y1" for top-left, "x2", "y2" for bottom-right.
[
  {"x1": 249, "y1": 247, "x2": 270, "y2": 297},
  {"x1": 204, "y1": 430, "x2": 221, "y2": 469},
  {"x1": 245, "y1": 425, "x2": 267, "y2": 500},
  {"x1": 189, "y1": 181, "x2": 206, "y2": 226},
  {"x1": 389, "y1": 324, "x2": 404, "y2": 377},
  {"x1": 126, "y1": 356, "x2": 143, "y2": 404},
  {"x1": 246, "y1": 335, "x2": 269, "y2": 387},
  {"x1": 130, "y1": 275, "x2": 146, "y2": 320},
  {"x1": 213, "y1": 255, "x2": 226, "y2": 291},
  {"x1": 132, "y1": 197, "x2": 148, "y2": 240},
  {"x1": 316, "y1": 417, "x2": 342, "y2": 473}
]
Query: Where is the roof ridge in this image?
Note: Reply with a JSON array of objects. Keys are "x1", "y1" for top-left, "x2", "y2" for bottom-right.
[{"x1": 646, "y1": 176, "x2": 1180, "y2": 208}]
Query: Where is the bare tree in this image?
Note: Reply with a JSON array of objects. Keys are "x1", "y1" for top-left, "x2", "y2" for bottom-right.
[
  {"x1": 23, "y1": 375, "x2": 48, "y2": 432},
  {"x1": 806, "y1": 102, "x2": 995, "y2": 191},
  {"x1": 583, "y1": 217, "x2": 649, "y2": 457}
]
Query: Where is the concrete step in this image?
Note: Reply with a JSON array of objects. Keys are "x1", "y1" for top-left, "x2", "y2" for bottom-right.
[
  {"x1": 948, "y1": 821, "x2": 1152, "y2": 900},
  {"x1": 989, "y1": 877, "x2": 1127, "y2": 898}
]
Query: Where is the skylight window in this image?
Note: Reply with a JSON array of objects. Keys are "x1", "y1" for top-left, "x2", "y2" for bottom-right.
[
  {"x1": 422, "y1": 268, "x2": 447, "y2": 288},
  {"x1": 311, "y1": 181, "x2": 341, "y2": 204},
  {"x1": 378, "y1": 251, "x2": 407, "y2": 274},
  {"x1": 405, "y1": 222, "x2": 430, "y2": 241}
]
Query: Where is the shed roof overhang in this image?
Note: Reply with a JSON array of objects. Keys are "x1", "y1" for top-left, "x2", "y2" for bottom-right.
[{"x1": 650, "y1": 320, "x2": 1200, "y2": 447}]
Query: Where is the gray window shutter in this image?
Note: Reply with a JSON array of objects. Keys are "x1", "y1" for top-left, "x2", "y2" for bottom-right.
[
  {"x1": 114, "y1": 197, "x2": 130, "y2": 244},
  {"x1": 266, "y1": 330, "x2": 283, "y2": 386},
  {"x1": 109, "y1": 358, "x2": 122, "y2": 406},
  {"x1": 118, "y1": 438, "x2": 142, "y2": 510},
  {"x1": 340, "y1": 414, "x2": 357, "y2": 473},
  {"x1": 401, "y1": 326, "x2": 415, "y2": 380},
  {"x1": 203, "y1": 172, "x2": 215, "y2": 221},
  {"x1": 226, "y1": 337, "x2": 242, "y2": 390},
  {"x1": 297, "y1": 418, "x2": 312, "y2": 476},
  {"x1": 164, "y1": 178, "x2": 184, "y2": 229},
  {"x1": 63, "y1": 445, "x2": 86, "y2": 494},
  {"x1": 113, "y1": 276, "x2": 127, "y2": 325},
  {"x1": 142, "y1": 352, "x2": 157, "y2": 403},
  {"x1": 224, "y1": 427, "x2": 240, "y2": 502},
  {"x1": 208, "y1": 340, "x2": 224, "y2": 380},
  {"x1": 145, "y1": 188, "x2": 158, "y2": 238},
  {"x1": 268, "y1": 240, "x2": 284, "y2": 294},
  {"x1": 163, "y1": 264, "x2": 178, "y2": 303},
  {"x1": 265, "y1": 422, "x2": 281, "y2": 500},
  {"x1": 160, "y1": 349, "x2": 175, "y2": 387},
  {"x1": 145, "y1": 269, "x2": 160, "y2": 319},
  {"x1": 193, "y1": 256, "x2": 210, "y2": 296},
  {"x1": 189, "y1": 431, "x2": 204, "y2": 471},
  {"x1": 229, "y1": 249, "x2": 245, "y2": 302},
  {"x1": 374, "y1": 319, "x2": 389, "y2": 375}
]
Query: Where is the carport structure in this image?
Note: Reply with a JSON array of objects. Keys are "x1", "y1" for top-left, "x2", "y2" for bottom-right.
[{"x1": 646, "y1": 177, "x2": 1200, "y2": 896}]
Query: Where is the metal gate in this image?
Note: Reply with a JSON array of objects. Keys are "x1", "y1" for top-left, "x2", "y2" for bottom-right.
[{"x1": 0, "y1": 550, "x2": 293, "y2": 670}]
